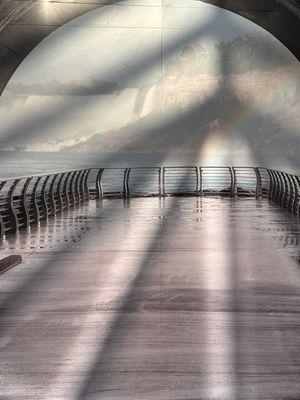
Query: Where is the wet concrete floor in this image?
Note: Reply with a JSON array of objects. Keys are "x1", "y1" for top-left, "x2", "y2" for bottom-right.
[{"x1": 0, "y1": 196, "x2": 300, "y2": 399}]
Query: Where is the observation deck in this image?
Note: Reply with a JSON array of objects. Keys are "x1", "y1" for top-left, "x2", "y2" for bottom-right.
[{"x1": 0, "y1": 166, "x2": 300, "y2": 399}]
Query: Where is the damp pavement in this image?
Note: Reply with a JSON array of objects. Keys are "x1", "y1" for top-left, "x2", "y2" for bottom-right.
[{"x1": 0, "y1": 196, "x2": 300, "y2": 399}]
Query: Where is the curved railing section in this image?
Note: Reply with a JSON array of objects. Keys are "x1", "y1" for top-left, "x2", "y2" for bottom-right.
[
  {"x1": 0, "y1": 169, "x2": 90, "y2": 238},
  {"x1": 267, "y1": 169, "x2": 300, "y2": 215},
  {"x1": 0, "y1": 166, "x2": 298, "y2": 238}
]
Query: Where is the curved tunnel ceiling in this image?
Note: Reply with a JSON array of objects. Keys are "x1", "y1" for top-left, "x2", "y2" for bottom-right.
[{"x1": 0, "y1": 0, "x2": 299, "y2": 94}]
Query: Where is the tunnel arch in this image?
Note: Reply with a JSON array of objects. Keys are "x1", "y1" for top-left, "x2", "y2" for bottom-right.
[
  {"x1": 0, "y1": 0, "x2": 299, "y2": 94},
  {"x1": 0, "y1": 0, "x2": 299, "y2": 169}
]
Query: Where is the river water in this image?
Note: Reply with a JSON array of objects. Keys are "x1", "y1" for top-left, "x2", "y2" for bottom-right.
[{"x1": 0, "y1": 151, "x2": 299, "y2": 178}]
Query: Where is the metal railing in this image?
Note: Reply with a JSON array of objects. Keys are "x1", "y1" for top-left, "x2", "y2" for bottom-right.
[{"x1": 0, "y1": 166, "x2": 299, "y2": 238}]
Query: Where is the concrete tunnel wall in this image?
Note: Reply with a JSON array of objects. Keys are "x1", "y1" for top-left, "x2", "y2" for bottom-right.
[{"x1": 0, "y1": 0, "x2": 299, "y2": 95}]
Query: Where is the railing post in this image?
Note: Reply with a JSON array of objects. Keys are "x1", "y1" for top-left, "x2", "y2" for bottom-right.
[
  {"x1": 0, "y1": 214, "x2": 4, "y2": 239},
  {"x1": 196, "y1": 167, "x2": 201, "y2": 194},
  {"x1": 288, "y1": 174, "x2": 297, "y2": 214},
  {"x1": 21, "y1": 177, "x2": 32, "y2": 228},
  {"x1": 56, "y1": 173, "x2": 65, "y2": 212},
  {"x1": 271, "y1": 170, "x2": 278, "y2": 201},
  {"x1": 63, "y1": 171, "x2": 72, "y2": 208},
  {"x1": 283, "y1": 173, "x2": 292, "y2": 212},
  {"x1": 8, "y1": 179, "x2": 20, "y2": 233},
  {"x1": 254, "y1": 168, "x2": 262, "y2": 198},
  {"x1": 273, "y1": 170, "x2": 281, "y2": 203},
  {"x1": 229, "y1": 167, "x2": 237, "y2": 196},
  {"x1": 158, "y1": 167, "x2": 162, "y2": 196},
  {"x1": 123, "y1": 168, "x2": 130, "y2": 198},
  {"x1": 69, "y1": 171, "x2": 77, "y2": 207},
  {"x1": 281, "y1": 173, "x2": 289, "y2": 209},
  {"x1": 126, "y1": 168, "x2": 131, "y2": 198},
  {"x1": 78, "y1": 170, "x2": 85, "y2": 203},
  {"x1": 49, "y1": 174, "x2": 59, "y2": 216},
  {"x1": 277, "y1": 171, "x2": 286, "y2": 207},
  {"x1": 96, "y1": 168, "x2": 104, "y2": 199},
  {"x1": 160, "y1": 167, "x2": 165, "y2": 197},
  {"x1": 41, "y1": 175, "x2": 50, "y2": 220},
  {"x1": 295, "y1": 176, "x2": 300, "y2": 216},
  {"x1": 74, "y1": 170, "x2": 81, "y2": 205},
  {"x1": 0, "y1": 181, "x2": 6, "y2": 239},
  {"x1": 84, "y1": 169, "x2": 91, "y2": 200},
  {"x1": 32, "y1": 177, "x2": 41, "y2": 223},
  {"x1": 199, "y1": 167, "x2": 203, "y2": 195},
  {"x1": 277, "y1": 170, "x2": 284, "y2": 206},
  {"x1": 267, "y1": 169, "x2": 274, "y2": 200}
]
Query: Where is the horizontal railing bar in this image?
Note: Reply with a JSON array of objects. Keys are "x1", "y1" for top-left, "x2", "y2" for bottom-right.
[{"x1": 0, "y1": 166, "x2": 298, "y2": 184}]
